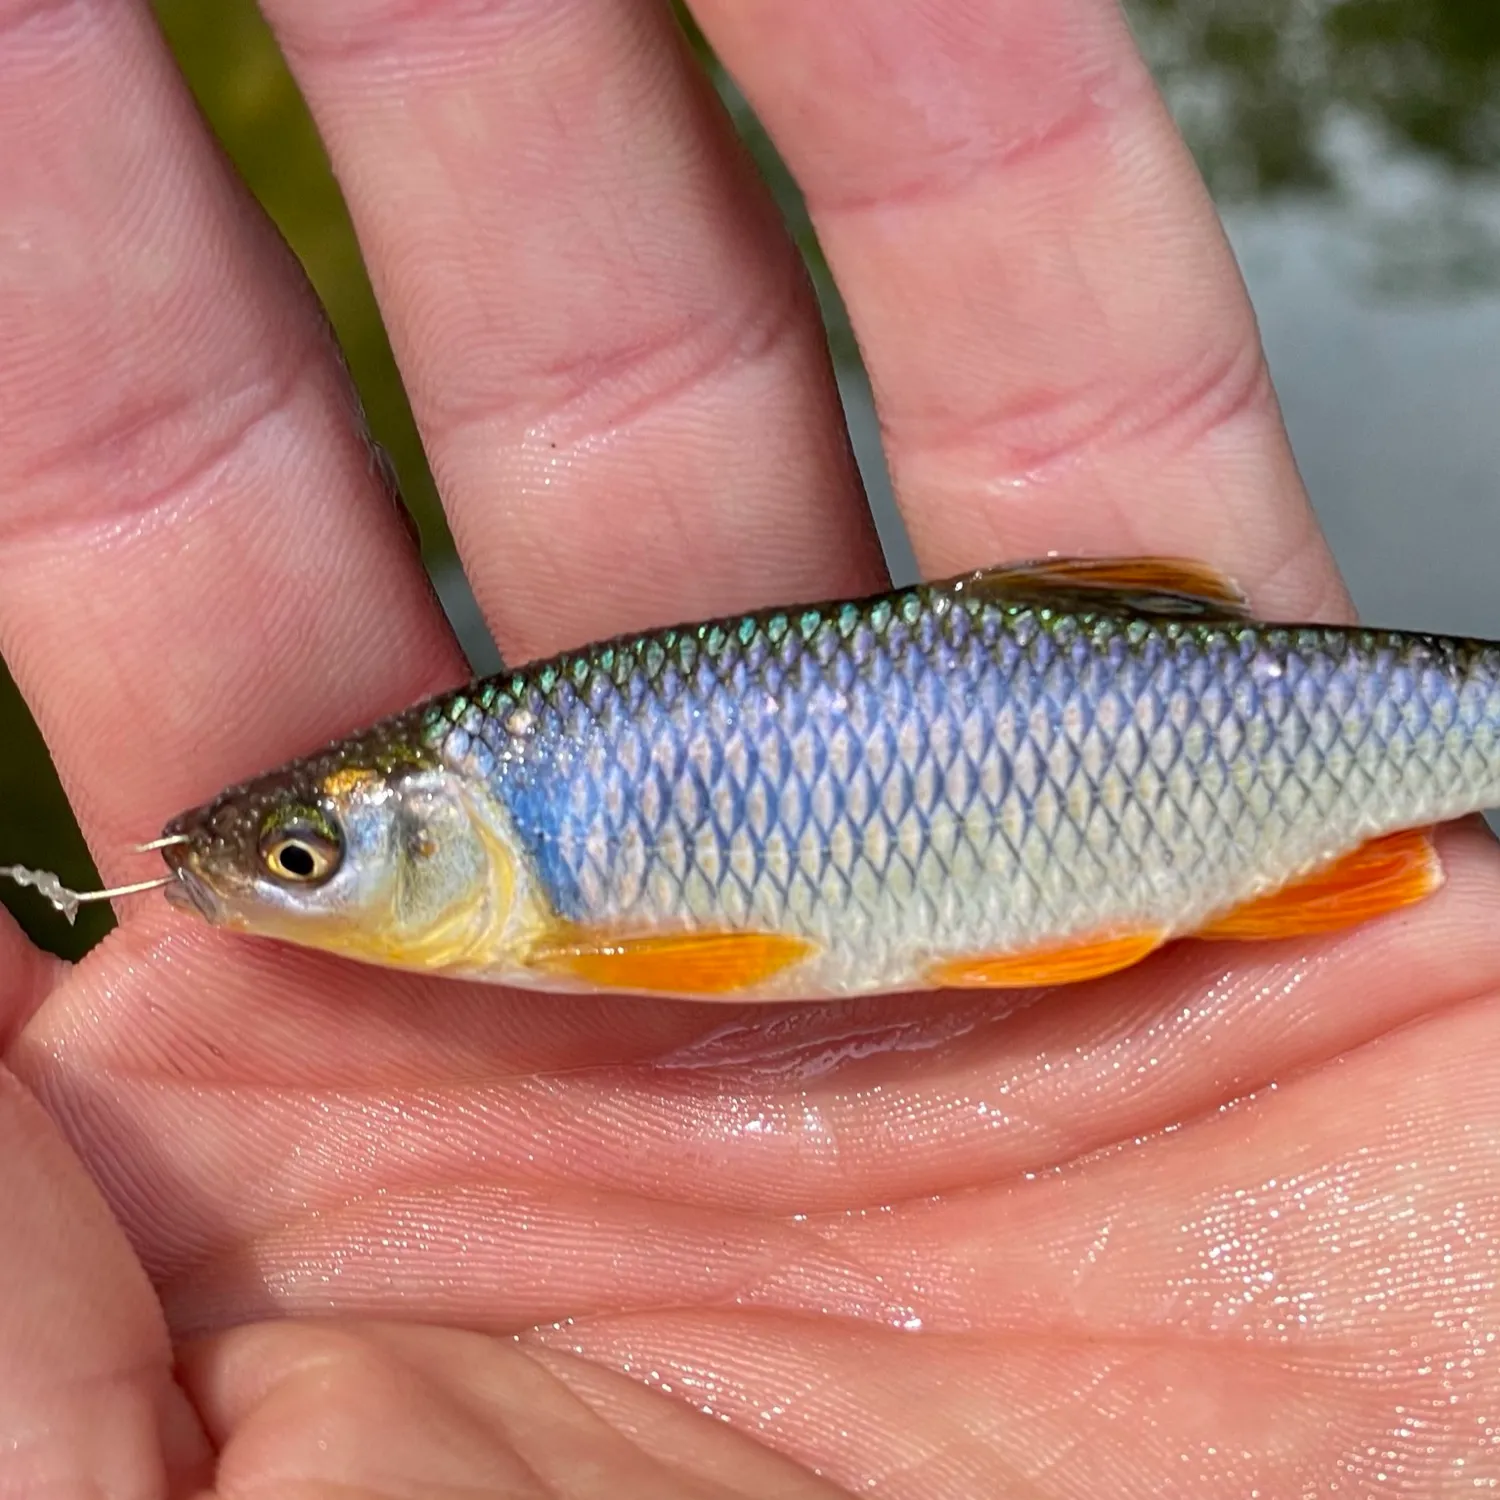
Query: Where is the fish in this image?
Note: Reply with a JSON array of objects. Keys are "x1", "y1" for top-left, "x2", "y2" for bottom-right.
[{"x1": 146, "y1": 556, "x2": 1498, "y2": 1001}]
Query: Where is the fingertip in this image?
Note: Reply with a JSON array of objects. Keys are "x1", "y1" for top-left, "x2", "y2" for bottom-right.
[
  {"x1": 0, "y1": 903, "x2": 63, "y2": 1048},
  {"x1": 176, "y1": 1320, "x2": 362, "y2": 1449}
]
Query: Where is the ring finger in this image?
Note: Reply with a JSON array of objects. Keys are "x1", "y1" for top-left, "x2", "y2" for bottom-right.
[{"x1": 691, "y1": 0, "x2": 1347, "y2": 617}]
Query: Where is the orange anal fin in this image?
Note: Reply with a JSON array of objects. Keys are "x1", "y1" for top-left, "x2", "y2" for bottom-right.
[
  {"x1": 928, "y1": 930, "x2": 1166, "y2": 990},
  {"x1": 1197, "y1": 828, "x2": 1443, "y2": 941},
  {"x1": 525, "y1": 928, "x2": 815, "y2": 996}
]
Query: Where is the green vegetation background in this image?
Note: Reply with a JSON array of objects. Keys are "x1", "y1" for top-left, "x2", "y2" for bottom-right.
[{"x1": 4, "y1": 0, "x2": 1498, "y2": 958}]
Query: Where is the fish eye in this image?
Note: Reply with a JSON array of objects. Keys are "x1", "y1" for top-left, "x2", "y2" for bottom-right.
[{"x1": 259, "y1": 820, "x2": 341, "y2": 884}]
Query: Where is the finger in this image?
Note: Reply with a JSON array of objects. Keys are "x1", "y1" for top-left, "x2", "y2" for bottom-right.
[
  {"x1": 689, "y1": 0, "x2": 1344, "y2": 617},
  {"x1": 0, "y1": 0, "x2": 462, "y2": 873},
  {"x1": 0, "y1": 904, "x2": 61, "y2": 1048},
  {"x1": 0, "y1": 1065, "x2": 211, "y2": 1492},
  {"x1": 185, "y1": 1319, "x2": 843, "y2": 1497},
  {"x1": 256, "y1": 0, "x2": 883, "y2": 662},
  {"x1": 530, "y1": 989, "x2": 1500, "y2": 1496}
]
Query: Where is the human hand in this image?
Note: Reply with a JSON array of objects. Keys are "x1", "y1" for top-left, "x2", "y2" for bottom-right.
[{"x1": 4, "y1": 1, "x2": 1498, "y2": 1493}]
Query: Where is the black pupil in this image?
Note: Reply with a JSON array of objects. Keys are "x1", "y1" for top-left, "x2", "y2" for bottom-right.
[{"x1": 278, "y1": 843, "x2": 318, "y2": 878}]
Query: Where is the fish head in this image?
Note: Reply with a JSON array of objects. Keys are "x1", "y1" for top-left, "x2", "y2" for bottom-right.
[{"x1": 158, "y1": 745, "x2": 514, "y2": 972}]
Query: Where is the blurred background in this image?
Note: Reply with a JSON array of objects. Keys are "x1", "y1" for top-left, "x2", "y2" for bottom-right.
[{"x1": 5, "y1": 0, "x2": 1500, "y2": 958}]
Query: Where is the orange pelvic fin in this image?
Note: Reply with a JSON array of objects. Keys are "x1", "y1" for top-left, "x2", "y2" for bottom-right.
[
  {"x1": 963, "y1": 555, "x2": 1251, "y2": 618},
  {"x1": 525, "y1": 927, "x2": 815, "y2": 996},
  {"x1": 1197, "y1": 828, "x2": 1443, "y2": 941},
  {"x1": 928, "y1": 929, "x2": 1166, "y2": 990}
]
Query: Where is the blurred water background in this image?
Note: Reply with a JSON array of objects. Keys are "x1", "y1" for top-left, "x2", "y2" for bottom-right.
[{"x1": 5, "y1": 0, "x2": 1500, "y2": 958}]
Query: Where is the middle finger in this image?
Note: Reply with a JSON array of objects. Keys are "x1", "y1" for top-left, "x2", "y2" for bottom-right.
[{"x1": 259, "y1": 0, "x2": 885, "y2": 660}]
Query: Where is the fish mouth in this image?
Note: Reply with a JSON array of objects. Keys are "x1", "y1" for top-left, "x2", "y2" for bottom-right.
[{"x1": 163, "y1": 864, "x2": 226, "y2": 924}]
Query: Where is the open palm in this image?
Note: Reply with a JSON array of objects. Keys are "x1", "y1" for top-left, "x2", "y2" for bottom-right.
[{"x1": 4, "y1": 1, "x2": 1498, "y2": 1493}]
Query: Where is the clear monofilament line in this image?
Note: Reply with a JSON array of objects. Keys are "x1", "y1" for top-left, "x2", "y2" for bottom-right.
[{"x1": 0, "y1": 864, "x2": 175, "y2": 924}]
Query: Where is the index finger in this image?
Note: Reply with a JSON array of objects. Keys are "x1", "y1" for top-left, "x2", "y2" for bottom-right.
[{"x1": 0, "y1": 0, "x2": 462, "y2": 877}]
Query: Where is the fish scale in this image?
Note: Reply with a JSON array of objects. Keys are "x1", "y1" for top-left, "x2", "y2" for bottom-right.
[{"x1": 403, "y1": 581, "x2": 1500, "y2": 998}]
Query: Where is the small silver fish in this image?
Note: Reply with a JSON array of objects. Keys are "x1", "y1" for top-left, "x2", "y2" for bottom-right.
[{"x1": 16, "y1": 557, "x2": 1495, "y2": 1001}]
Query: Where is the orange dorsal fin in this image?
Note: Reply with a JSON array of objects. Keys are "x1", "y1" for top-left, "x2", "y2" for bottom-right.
[
  {"x1": 959, "y1": 556, "x2": 1251, "y2": 619},
  {"x1": 928, "y1": 929, "x2": 1166, "y2": 990},
  {"x1": 525, "y1": 928, "x2": 815, "y2": 996},
  {"x1": 1197, "y1": 829, "x2": 1443, "y2": 941}
]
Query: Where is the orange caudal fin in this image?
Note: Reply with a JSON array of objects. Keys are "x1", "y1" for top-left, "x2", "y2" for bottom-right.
[
  {"x1": 927, "y1": 929, "x2": 1166, "y2": 990},
  {"x1": 525, "y1": 928, "x2": 815, "y2": 996},
  {"x1": 1197, "y1": 828, "x2": 1444, "y2": 941}
]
